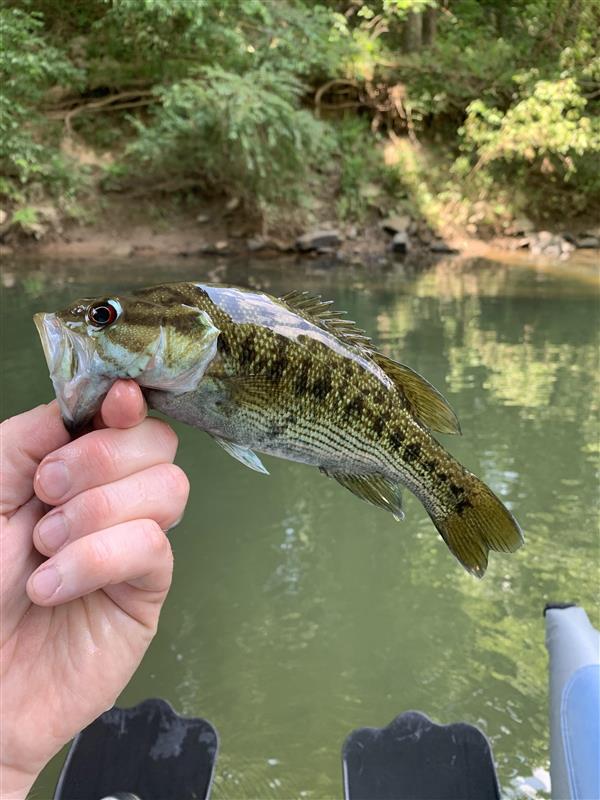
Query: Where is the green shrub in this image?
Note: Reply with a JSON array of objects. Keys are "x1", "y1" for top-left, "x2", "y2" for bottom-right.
[
  {"x1": 127, "y1": 65, "x2": 333, "y2": 208},
  {"x1": 0, "y1": 8, "x2": 80, "y2": 189},
  {"x1": 1, "y1": 0, "x2": 598, "y2": 225},
  {"x1": 460, "y1": 76, "x2": 600, "y2": 214}
]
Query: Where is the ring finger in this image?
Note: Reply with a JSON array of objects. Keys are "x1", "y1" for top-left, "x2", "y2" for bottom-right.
[{"x1": 33, "y1": 463, "x2": 190, "y2": 557}]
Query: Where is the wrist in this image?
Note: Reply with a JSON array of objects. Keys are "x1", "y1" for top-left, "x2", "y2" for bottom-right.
[{"x1": 0, "y1": 764, "x2": 37, "y2": 799}]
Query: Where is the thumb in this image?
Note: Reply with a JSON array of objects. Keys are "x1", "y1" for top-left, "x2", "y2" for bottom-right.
[{"x1": 93, "y1": 380, "x2": 147, "y2": 431}]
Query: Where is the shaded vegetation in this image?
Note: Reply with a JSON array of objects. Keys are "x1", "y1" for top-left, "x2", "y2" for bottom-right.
[{"x1": 1, "y1": 0, "x2": 599, "y2": 234}]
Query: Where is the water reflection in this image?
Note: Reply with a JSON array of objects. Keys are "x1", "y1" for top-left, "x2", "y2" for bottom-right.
[{"x1": 1, "y1": 256, "x2": 597, "y2": 800}]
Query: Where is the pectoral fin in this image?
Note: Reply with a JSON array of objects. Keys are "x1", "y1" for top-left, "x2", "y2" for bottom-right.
[
  {"x1": 321, "y1": 470, "x2": 404, "y2": 520},
  {"x1": 371, "y1": 353, "x2": 461, "y2": 435},
  {"x1": 212, "y1": 436, "x2": 269, "y2": 474}
]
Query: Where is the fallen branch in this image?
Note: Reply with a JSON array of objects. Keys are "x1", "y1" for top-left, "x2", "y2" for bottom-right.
[
  {"x1": 45, "y1": 90, "x2": 158, "y2": 133},
  {"x1": 314, "y1": 79, "x2": 360, "y2": 115}
]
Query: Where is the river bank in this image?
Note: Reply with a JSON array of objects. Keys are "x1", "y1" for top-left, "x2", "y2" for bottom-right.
[{"x1": 1, "y1": 191, "x2": 598, "y2": 273}]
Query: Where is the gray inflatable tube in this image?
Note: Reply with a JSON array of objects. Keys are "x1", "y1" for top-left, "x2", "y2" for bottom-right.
[{"x1": 545, "y1": 604, "x2": 600, "y2": 800}]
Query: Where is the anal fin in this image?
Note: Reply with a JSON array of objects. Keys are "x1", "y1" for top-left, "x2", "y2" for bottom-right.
[
  {"x1": 212, "y1": 436, "x2": 269, "y2": 474},
  {"x1": 321, "y1": 470, "x2": 404, "y2": 520}
]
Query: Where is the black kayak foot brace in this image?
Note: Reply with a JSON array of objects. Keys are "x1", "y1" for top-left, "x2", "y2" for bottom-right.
[
  {"x1": 53, "y1": 698, "x2": 218, "y2": 800},
  {"x1": 342, "y1": 710, "x2": 501, "y2": 800}
]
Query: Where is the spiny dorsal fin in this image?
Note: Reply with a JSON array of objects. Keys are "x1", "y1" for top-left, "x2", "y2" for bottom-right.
[
  {"x1": 320, "y1": 469, "x2": 404, "y2": 520},
  {"x1": 371, "y1": 353, "x2": 461, "y2": 435},
  {"x1": 281, "y1": 290, "x2": 460, "y2": 434},
  {"x1": 281, "y1": 290, "x2": 372, "y2": 350}
]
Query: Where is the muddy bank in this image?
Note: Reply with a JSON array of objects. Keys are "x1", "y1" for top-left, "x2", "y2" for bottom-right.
[{"x1": 1, "y1": 195, "x2": 598, "y2": 271}]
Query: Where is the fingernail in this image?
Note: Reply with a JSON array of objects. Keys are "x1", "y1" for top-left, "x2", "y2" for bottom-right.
[
  {"x1": 37, "y1": 461, "x2": 69, "y2": 501},
  {"x1": 167, "y1": 513, "x2": 184, "y2": 531},
  {"x1": 31, "y1": 566, "x2": 61, "y2": 600},
  {"x1": 37, "y1": 513, "x2": 68, "y2": 551}
]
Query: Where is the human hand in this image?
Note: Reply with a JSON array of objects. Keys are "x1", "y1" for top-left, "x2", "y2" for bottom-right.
[{"x1": 0, "y1": 381, "x2": 189, "y2": 798}]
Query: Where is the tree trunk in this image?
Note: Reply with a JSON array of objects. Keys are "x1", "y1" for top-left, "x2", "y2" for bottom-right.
[
  {"x1": 422, "y1": 7, "x2": 437, "y2": 46},
  {"x1": 403, "y1": 10, "x2": 423, "y2": 53}
]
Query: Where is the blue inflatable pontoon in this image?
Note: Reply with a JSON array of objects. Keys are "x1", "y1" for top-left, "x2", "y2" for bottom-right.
[{"x1": 545, "y1": 603, "x2": 600, "y2": 800}]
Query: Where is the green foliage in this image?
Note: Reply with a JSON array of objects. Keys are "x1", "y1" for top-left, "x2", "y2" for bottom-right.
[
  {"x1": 457, "y1": 65, "x2": 600, "y2": 214},
  {"x1": 376, "y1": 0, "x2": 600, "y2": 218},
  {"x1": 463, "y1": 78, "x2": 599, "y2": 166},
  {"x1": 0, "y1": 7, "x2": 80, "y2": 187},
  {"x1": 11, "y1": 206, "x2": 39, "y2": 226},
  {"x1": 1, "y1": 0, "x2": 598, "y2": 227},
  {"x1": 128, "y1": 65, "x2": 331, "y2": 206},
  {"x1": 335, "y1": 118, "x2": 404, "y2": 219}
]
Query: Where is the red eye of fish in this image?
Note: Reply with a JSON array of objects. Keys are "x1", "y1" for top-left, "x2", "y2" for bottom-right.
[{"x1": 87, "y1": 301, "x2": 118, "y2": 328}]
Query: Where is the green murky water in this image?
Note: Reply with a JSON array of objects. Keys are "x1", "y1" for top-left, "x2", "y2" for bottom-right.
[{"x1": 1, "y1": 256, "x2": 598, "y2": 799}]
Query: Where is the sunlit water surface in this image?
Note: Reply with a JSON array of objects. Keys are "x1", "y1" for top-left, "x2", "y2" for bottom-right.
[{"x1": 1, "y1": 256, "x2": 598, "y2": 800}]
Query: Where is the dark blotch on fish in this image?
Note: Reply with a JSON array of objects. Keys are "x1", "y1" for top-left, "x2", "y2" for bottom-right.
[
  {"x1": 266, "y1": 355, "x2": 288, "y2": 381},
  {"x1": 268, "y1": 419, "x2": 287, "y2": 438},
  {"x1": 239, "y1": 334, "x2": 257, "y2": 368},
  {"x1": 389, "y1": 429, "x2": 405, "y2": 449},
  {"x1": 217, "y1": 334, "x2": 231, "y2": 356},
  {"x1": 372, "y1": 416, "x2": 385, "y2": 435},
  {"x1": 455, "y1": 497, "x2": 473, "y2": 515},
  {"x1": 403, "y1": 442, "x2": 422, "y2": 462},
  {"x1": 294, "y1": 362, "x2": 310, "y2": 396},
  {"x1": 311, "y1": 375, "x2": 331, "y2": 400}
]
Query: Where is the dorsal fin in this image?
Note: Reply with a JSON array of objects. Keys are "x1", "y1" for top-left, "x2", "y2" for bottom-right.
[
  {"x1": 281, "y1": 291, "x2": 460, "y2": 435},
  {"x1": 371, "y1": 353, "x2": 461, "y2": 435},
  {"x1": 281, "y1": 290, "x2": 372, "y2": 350}
]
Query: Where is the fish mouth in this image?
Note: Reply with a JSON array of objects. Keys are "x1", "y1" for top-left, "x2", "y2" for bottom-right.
[
  {"x1": 34, "y1": 312, "x2": 111, "y2": 434},
  {"x1": 34, "y1": 312, "x2": 66, "y2": 376}
]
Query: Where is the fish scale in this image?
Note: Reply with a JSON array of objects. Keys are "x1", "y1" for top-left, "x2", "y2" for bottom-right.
[{"x1": 34, "y1": 281, "x2": 524, "y2": 577}]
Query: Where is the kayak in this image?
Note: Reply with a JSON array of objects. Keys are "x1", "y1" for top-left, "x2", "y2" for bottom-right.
[
  {"x1": 54, "y1": 604, "x2": 599, "y2": 800},
  {"x1": 545, "y1": 603, "x2": 600, "y2": 800}
]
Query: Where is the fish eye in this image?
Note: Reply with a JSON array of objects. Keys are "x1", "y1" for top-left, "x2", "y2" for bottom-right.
[{"x1": 87, "y1": 300, "x2": 119, "y2": 328}]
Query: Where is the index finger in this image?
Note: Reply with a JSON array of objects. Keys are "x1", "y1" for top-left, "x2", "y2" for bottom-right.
[
  {"x1": 96, "y1": 380, "x2": 147, "y2": 430},
  {"x1": 0, "y1": 402, "x2": 70, "y2": 515},
  {"x1": 33, "y1": 418, "x2": 178, "y2": 506}
]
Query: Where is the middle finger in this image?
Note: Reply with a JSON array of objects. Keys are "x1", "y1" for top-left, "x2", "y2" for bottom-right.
[
  {"x1": 33, "y1": 463, "x2": 190, "y2": 557},
  {"x1": 34, "y1": 418, "x2": 178, "y2": 506}
]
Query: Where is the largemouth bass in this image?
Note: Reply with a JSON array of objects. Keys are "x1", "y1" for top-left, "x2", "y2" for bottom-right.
[{"x1": 34, "y1": 282, "x2": 523, "y2": 576}]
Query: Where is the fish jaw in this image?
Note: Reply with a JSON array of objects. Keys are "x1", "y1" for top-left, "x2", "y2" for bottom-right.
[{"x1": 34, "y1": 312, "x2": 113, "y2": 434}]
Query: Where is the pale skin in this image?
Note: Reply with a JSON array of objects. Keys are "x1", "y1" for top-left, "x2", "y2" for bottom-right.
[{"x1": 0, "y1": 381, "x2": 190, "y2": 798}]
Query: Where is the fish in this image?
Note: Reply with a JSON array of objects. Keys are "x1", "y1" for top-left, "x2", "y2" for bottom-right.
[{"x1": 34, "y1": 282, "x2": 523, "y2": 576}]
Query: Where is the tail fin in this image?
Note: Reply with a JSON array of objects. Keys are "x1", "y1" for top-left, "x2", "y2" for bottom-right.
[{"x1": 429, "y1": 475, "x2": 524, "y2": 578}]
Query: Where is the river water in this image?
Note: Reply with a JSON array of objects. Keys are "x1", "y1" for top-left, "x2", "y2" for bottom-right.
[{"x1": 1, "y1": 255, "x2": 598, "y2": 799}]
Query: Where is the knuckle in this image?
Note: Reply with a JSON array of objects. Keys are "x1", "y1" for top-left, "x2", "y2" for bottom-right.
[
  {"x1": 86, "y1": 432, "x2": 119, "y2": 472},
  {"x1": 86, "y1": 534, "x2": 114, "y2": 572},
  {"x1": 78, "y1": 486, "x2": 113, "y2": 526}
]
